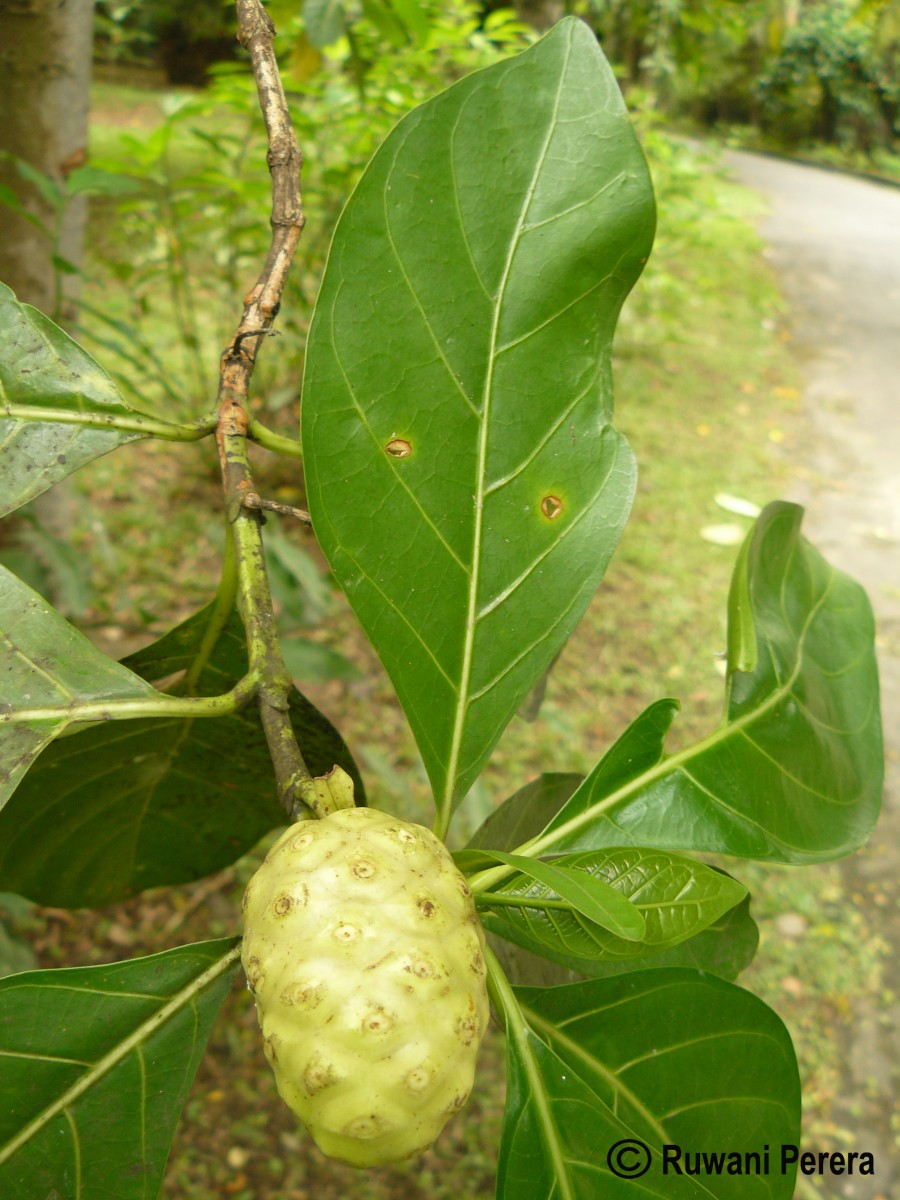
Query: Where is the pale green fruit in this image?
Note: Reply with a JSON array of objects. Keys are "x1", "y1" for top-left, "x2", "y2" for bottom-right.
[{"x1": 241, "y1": 806, "x2": 490, "y2": 1168}]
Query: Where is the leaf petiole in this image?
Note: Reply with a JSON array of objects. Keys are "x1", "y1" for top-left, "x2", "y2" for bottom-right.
[
  {"x1": 0, "y1": 403, "x2": 216, "y2": 442},
  {"x1": 247, "y1": 418, "x2": 303, "y2": 459},
  {"x1": 476, "y1": 893, "x2": 575, "y2": 911},
  {"x1": 0, "y1": 676, "x2": 257, "y2": 726}
]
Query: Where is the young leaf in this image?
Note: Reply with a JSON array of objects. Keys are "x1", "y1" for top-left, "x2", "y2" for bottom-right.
[
  {"x1": 476, "y1": 850, "x2": 647, "y2": 941},
  {"x1": 480, "y1": 847, "x2": 746, "y2": 965},
  {"x1": 505, "y1": 969, "x2": 800, "y2": 1200},
  {"x1": 603, "y1": 891, "x2": 758, "y2": 981},
  {"x1": 531, "y1": 503, "x2": 882, "y2": 863},
  {"x1": 0, "y1": 284, "x2": 153, "y2": 516},
  {"x1": 0, "y1": 602, "x2": 365, "y2": 908},
  {"x1": 302, "y1": 17, "x2": 655, "y2": 828},
  {"x1": 0, "y1": 939, "x2": 240, "y2": 1200},
  {"x1": 0, "y1": 564, "x2": 158, "y2": 808},
  {"x1": 493, "y1": 890, "x2": 759, "y2": 986}
]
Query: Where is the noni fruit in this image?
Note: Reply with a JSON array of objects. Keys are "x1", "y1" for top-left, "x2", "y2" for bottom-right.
[{"x1": 241, "y1": 805, "x2": 490, "y2": 1167}]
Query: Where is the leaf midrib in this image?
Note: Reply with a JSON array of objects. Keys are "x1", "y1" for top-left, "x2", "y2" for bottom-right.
[
  {"x1": 531, "y1": 565, "x2": 838, "y2": 857},
  {"x1": 440, "y1": 35, "x2": 573, "y2": 828},
  {"x1": 0, "y1": 944, "x2": 240, "y2": 1167}
]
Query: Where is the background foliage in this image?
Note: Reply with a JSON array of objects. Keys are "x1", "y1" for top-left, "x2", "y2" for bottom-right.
[{"x1": 0, "y1": 3, "x2": 892, "y2": 1197}]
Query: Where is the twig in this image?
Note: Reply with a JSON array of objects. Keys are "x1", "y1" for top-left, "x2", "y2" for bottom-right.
[
  {"x1": 242, "y1": 492, "x2": 311, "y2": 524},
  {"x1": 215, "y1": 0, "x2": 331, "y2": 823}
]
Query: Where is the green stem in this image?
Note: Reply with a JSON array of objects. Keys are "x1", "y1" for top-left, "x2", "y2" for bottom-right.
[
  {"x1": 485, "y1": 947, "x2": 575, "y2": 1199},
  {"x1": 218, "y1": 401, "x2": 334, "y2": 821},
  {"x1": 485, "y1": 944, "x2": 528, "y2": 1043},
  {"x1": 247, "y1": 418, "x2": 303, "y2": 459},
  {"x1": 476, "y1": 893, "x2": 574, "y2": 911},
  {"x1": 1, "y1": 404, "x2": 216, "y2": 442},
  {"x1": 213, "y1": 0, "x2": 317, "y2": 820},
  {"x1": 0, "y1": 678, "x2": 256, "y2": 727}
]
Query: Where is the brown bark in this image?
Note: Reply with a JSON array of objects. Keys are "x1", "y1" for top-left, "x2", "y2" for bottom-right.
[{"x1": 0, "y1": 0, "x2": 93, "y2": 319}]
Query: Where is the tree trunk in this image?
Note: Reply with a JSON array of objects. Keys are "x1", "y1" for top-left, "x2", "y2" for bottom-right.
[
  {"x1": 0, "y1": 0, "x2": 94, "y2": 322},
  {"x1": 0, "y1": 1, "x2": 93, "y2": 544}
]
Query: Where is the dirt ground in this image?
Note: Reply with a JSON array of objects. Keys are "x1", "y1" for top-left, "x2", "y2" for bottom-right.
[{"x1": 726, "y1": 151, "x2": 900, "y2": 1200}]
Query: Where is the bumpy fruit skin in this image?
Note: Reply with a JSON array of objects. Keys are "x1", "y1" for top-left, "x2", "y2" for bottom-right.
[{"x1": 241, "y1": 806, "x2": 489, "y2": 1167}]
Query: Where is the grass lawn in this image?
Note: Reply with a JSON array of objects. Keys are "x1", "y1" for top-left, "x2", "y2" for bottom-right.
[{"x1": 2, "y1": 70, "x2": 887, "y2": 1200}]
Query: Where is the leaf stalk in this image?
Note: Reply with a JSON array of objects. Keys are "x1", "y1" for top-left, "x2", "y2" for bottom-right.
[
  {"x1": 0, "y1": 678, "x2": 256, "y2": 726},
  {"x1": 247, "y1": 418, "x2": 303, "y2": 459},
  {"x1": 0, "y1": 403, "x2": 216, "y2": 442}
]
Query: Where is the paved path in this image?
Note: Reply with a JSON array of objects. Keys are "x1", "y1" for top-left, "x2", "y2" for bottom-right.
[{"x1": 726, "y1": 151, "x2": 900, "y2": 1200}]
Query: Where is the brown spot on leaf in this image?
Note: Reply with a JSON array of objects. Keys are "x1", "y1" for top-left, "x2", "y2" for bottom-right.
[
  {"x1": 541, "y1": 495, "x2": 563, "y2": 520},
  {"x1": 385, "y1": 438, "x2": 412, "y2": 458}
]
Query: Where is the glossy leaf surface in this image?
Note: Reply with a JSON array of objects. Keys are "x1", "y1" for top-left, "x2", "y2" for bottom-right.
[
  {"x1": 533, "y1": 504, "x2": 882, "y2": 863},
  {"x1": 477, "y1": 850, "x2": 647, "y2": 941},
  {"x1": 481, "y1": 848, "x2": 745, "y2": 967},
  {"x1": 0, "y1": 284, "x2": 149, "y2": 516},
  {"x1": 0, "y1": 564, "x2": 157, "y2": 808},
  {"x1": 0, "y1": 603, "x2": 364, "y2": 907},
  {"x1": 499, "y1": 969, "x2": 799, "y2": 1199},
  {"x1": 303, "y1": 18, "x2": 655, "y2": 824},
  {"x1": 0, "y1": 939, "x2": 240, "y2": 1200},
  {"x1": 493, "y1": 890, "x2": 758, "y2": 986}
]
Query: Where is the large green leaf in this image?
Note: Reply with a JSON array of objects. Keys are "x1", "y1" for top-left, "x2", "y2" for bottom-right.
[
  {"x1": 302, "y1": 18, "x2": 655, "y2": 826},
  {"x1": 0, "y1": 939, "x2": 240, "y2": 1199},
  {"x1": 0, "y1": 564, "x2": 158, "y2": 807},
  {"x1": 0, "y1": 284, "x2": 152, "y2": 516},
  {"x1": 498, "y1": 968, "x2": 799, "y2": 1200},
  {"x1": 481, "y1": 848, "x2": 746, "y2": 968},
  {"x1": 0, "y1": 602, "x2": 365, "y2": 908},
  {"x1": 529, "y1": 503, "x2": 882, "y2": 863}
]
